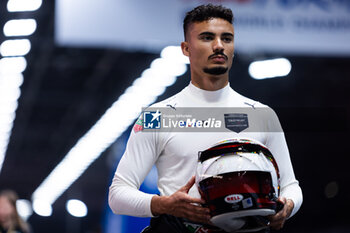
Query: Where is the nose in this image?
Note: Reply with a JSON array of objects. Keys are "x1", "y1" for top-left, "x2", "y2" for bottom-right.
[{"x1": 213, "y1": 38, "x2": 224, "y2": 52}]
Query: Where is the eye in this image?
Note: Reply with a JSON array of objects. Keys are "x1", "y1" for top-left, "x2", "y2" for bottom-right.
[
  {"x1": 200, "y1": 34, "x2": 214, "y2": 41},
  {"x1": 204, "y1": 36, "x2": 213, "y2": 41},
  {"x1": 222, "y1": 37, "x2": 233, "y2": 43}
]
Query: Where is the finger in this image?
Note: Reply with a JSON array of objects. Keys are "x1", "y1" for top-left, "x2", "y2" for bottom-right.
[
  {"x1": 268, "y1": 209, "x2": 284, "y2": 222},
  {"x1": 269, "y1": 221, "x2": 284, "y2": 230},
  {"x1": 182, "y1": 206, "x2": 211, "y2": 223},
  {"x1": 268, "y1": 215, "x2": 283, "y2": 224},
  {"x1": 267, "y1": 197, "x2": 287, "y2": 221},
  {"x1": 180, "y1": 176, "x2": 196, "y2": 192},
  {"x1": 179, "y1": 193, "x2": 205, "y2": 204},
  {"x1": 188, "y1": 214, "x2": 211, "y2": 224},
  {"x1": 268, "y1": 213, "x2": 285, "y2": 228},
  {"x1": 278, "y1": 196, "x2": 287, "y2": 205},
  {"x1": 185, "y1": 203, "x2": 210, "y2": 214},
  {"x1": 179, "y1": 202, "x2": 210, "y2": 215},
  {"x1": 269, "y1": 215, "x2": 286, "y2": 230},
  {"x1": 267, "y1": 201, "x2": 288, "y2": 229}
]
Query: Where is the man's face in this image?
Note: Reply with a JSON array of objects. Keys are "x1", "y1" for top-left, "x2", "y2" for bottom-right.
[
  {"x1": 182, "y1": 18, "x2": 234, "y2": 76},
  {"x1": 0, "y1": 197, "x2": 14, "y2": 224}
]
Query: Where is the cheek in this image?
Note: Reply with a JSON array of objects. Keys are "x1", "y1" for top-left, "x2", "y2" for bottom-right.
[
  {"x1": 0, "y1": 204, "x2": 14, "y2": 218},
  {"x1": 189, "y1": 43, "x2": 210, "y2": 56},
  {"x1": 227, "y1": 45, "x2": 235, "y2": 58},
  {"x1": 190, "y1": 48, "x2": 210, "y2": 64},
  {"x1": 0, "y1": 208, "x2": 12, "y2": 220}
]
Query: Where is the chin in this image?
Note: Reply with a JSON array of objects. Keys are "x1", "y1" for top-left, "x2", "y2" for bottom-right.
[{"x1": 203, "y1": 66, "x2": 228, "y2": 75}]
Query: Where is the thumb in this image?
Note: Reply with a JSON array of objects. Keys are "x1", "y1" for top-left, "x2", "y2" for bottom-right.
[
  {"x1": 278, "y1": 196, "x2": 287, "y2": 204},
  {"x1": 180, "y1": 176, "x2": 196, "y2": 193}
]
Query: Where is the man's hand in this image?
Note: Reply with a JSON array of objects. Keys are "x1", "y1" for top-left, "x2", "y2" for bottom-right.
[
  {"x1": 151, "y1": 176, "x2": 211, "y2": 224},
  {"x1": 267, "y1": 197, "x2": 294, "y2": 230}
]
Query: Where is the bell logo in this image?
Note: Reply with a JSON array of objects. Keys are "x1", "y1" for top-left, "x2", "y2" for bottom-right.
[{"x1": 225, "y1": 194, "x2": 243, "y2": 204}]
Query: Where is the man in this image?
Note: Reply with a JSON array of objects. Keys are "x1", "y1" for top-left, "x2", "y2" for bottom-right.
[
  {"x1": 109, "y1": 4, "x2": 302, "y2": 232},
  {"x1": 0, "y1": 190, "x2": 31, "y2": 233}
]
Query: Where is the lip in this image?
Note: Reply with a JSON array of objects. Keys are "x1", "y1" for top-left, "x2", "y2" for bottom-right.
[{"x1": 211, "y1": 56, "x2": 227, "y2": 63}]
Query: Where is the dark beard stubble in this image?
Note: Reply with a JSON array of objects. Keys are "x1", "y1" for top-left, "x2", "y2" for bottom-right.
[{"x1": 203, "y1": 66, "x2": 228, "y2": 75}]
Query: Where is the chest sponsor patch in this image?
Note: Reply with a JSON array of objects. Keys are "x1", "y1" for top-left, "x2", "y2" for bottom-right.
[{"x1": 224, "y1": 113, "x2": 249, "y2": 133}]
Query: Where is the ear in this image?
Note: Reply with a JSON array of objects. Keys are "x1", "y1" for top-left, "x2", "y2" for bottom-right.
[{"x1": 181, "y1": 41, "x2": 190, "y2": 57}]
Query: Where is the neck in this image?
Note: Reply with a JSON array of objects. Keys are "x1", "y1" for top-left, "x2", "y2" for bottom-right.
[{"x1": 191, "y1": 72, "x2": 229, "y2": 91}]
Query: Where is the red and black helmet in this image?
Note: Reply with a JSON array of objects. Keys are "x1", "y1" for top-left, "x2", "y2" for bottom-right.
[{"x1": 196, "y1": 138, "x2": 281, "y2": 232}]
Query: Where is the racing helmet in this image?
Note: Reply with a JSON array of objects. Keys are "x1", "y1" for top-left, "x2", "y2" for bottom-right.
[{"x1": 196, "y1": 139, "x2": 281, "y2": 232}]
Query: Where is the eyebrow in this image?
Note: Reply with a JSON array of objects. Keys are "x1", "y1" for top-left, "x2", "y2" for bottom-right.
[
  {"x1": 222, "y1": 32, "x2": 234, "y2": 38},
  {"x1": 198, "y1": 31, "x2": 215, "y2": 37},
  {"x1": 198, "y1": 31, "x2": 234, "y2": 38}
]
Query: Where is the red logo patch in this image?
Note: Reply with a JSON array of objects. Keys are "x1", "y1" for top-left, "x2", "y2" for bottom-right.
[
  {"x1": 225, "y1": 194, "x2": 243, "y2": 204},
  {"x1": 133, "y1": 118, "x2": 143, "y2": 133}
]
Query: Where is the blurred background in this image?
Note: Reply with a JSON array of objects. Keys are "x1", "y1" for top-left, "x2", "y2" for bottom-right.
[{"x1": 0, "y1": 0, "x2": 349, "y2": 232}]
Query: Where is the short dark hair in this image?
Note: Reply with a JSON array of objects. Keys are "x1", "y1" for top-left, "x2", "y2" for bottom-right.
[{"x1": 183, "y1": 4, "x2": 234, "y2": 40}]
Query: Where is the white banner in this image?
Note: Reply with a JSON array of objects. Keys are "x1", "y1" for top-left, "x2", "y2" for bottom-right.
[{"x1": 55, "y1": 0, "x2": 350, "y2": 56}]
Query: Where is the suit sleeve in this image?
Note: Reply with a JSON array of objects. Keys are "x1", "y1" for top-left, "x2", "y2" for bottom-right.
[
  {"x1": 265, "y1": 108, "x2": 303, "y2": 218},
  {"x1": 108, "y1": 122, "x2": 161, "y2": 217}
]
